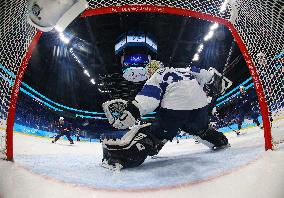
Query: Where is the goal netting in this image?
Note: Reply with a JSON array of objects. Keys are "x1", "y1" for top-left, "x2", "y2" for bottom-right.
[{"x1": 0, "y1": 0, "x2": 283, "y2": 160}]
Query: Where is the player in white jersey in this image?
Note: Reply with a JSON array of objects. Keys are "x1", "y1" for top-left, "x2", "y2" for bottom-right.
[{"x1": 101, "y1": 60, "x2": 229, "y2": 170}]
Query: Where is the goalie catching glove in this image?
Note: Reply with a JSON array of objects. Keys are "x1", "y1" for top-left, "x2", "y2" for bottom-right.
[
  {"x1": 102, "y1": 99, "x2": 141, "y2": 129},
  {"x1": 101, "y1": 123, "x2": 167, "y2": 170}
]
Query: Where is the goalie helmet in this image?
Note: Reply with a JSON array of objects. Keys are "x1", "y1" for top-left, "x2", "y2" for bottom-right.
[
  {"x1": 145, "y1": 60, "x2": 164, "y2": 77},
  {"x1": 27, "y1": 0, "x2": 88, "y2": 32}
]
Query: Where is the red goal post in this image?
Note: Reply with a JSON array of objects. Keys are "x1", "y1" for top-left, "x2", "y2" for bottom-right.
[{"x1": 0, "y1": 0, "x2": 283, "y2": 160}]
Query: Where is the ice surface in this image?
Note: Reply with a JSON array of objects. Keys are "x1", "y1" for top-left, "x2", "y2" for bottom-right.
[{"x1": 0, "y1": 126, "x2": 284, "y2": 198}]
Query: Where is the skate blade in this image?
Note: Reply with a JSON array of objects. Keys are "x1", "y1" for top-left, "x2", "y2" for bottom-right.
[
  {"x1": 151, "y1": 155, "x2": 168, "y2": 159},
  {"x1": 212, "y1": 144, "x2": 231, "y2": 151},
  {"x1": 101, "y1": 159, "x2": 123, "y2": 171}
]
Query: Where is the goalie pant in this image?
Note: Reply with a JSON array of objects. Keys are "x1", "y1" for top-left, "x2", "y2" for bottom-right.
[{"x1": 150, "y1": 106, "x2": 228, "y2": 148}]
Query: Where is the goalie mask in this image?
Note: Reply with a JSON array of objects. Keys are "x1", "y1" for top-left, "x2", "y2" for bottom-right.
[
  {"x1": 27, "y1": 0, "x2": 88, "y2": 32},
  {"x1": 146, "y1": 60, "x2": 164, "y2": 77}
]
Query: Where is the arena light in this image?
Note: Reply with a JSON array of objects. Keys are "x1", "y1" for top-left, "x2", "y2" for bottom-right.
[
  {"x1": 204, "y1": 30, "x2": 214, "y2": 41},
  {"x1": 69, "y1": 48, "x2": 81, "y2": 64},
  {"x1": 98, "y1": 88, "x2": 110, "y2": 93},
  {"x1": 90, "y1": 78, "x2": 96, "y2": 85},
  {"x1": 210, "y1": 23, "x2": 219, "y2": 30},
  {"x1": 84, "y1": 69, "x2": 90, "y2": 77},
  {"x1": 197, "y1": 44, "x2": 204, "y2": 53},
  {"x1": 59, "y1": 32, "x2": 70, "y2": 44},
  {"x1": 192, "y1": 53, "x2": 200, "y2": 61}
]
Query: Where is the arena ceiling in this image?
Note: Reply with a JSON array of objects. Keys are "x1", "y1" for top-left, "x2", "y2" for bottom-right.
[{"x1": 23, "y1": 12, "x2": 250, "y2": 113}]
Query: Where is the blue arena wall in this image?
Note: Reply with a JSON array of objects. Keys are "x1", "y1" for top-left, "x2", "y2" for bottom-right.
[{"x1": 13, "y1": 123, "x2": 95, "y2": 142}]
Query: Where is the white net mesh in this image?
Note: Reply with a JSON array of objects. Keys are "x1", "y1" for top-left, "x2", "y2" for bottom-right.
[
  {"x1": 0, "y1": 0, "x2": 37, "y2": 159},
  {"x1": 0, "y1": 0, "x2": 283, "y2": 159}
]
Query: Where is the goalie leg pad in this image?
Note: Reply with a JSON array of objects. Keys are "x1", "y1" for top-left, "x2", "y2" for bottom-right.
[{"x1": 102, "y1": 124, "x2": 166, "y2": 169}]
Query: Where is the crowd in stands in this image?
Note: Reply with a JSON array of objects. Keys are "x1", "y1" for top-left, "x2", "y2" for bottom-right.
[
  {"x1": 14, "y1": 85, "x2": 262, "y2": 141},
  {"x1": 212, "y1": 86, "x2": 261, "y2": 129},
  {"x1": 15, "y1": 93, "x2": 58, "y2": 132},
  {"x1": 14, "y1": 93, "x2": 127, "y2": 140}
]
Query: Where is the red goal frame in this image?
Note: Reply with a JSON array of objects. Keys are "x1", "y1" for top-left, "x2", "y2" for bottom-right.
[{"x1": 5, "y1": 5, "x2": 272, "y2": 161}]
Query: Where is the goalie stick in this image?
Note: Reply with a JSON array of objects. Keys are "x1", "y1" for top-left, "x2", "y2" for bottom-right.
[{"x1": 206, "y1": 41, "x2": 235, "y2": 114}]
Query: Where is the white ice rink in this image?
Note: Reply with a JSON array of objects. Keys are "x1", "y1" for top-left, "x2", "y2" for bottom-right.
[{"x1": 0, "y1": 123, "x2": 284, "y2": 198}]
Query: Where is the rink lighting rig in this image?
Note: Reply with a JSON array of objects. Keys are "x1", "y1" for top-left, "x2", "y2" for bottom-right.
[
  {"x1": 191, "y1": 0, "x2": 226, "y2": 63},
  {"x1": 0, "y1": 63, "x2": 253, "y2": 119}
]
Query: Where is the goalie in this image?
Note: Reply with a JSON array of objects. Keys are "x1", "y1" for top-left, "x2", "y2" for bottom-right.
[{"x1": 102, "y1": 60, "x2": 230, "y2": 170}]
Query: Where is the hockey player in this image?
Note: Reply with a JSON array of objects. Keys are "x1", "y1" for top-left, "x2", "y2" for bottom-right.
[
  {"x1": 102, "y1": 60, "x2": 229, "y2": 170},
  {"x1": 75, "y1": 128, "x2": 81, "y2": 141},
  {"x1": 234, "y1": 86, "x2": 262, "y2": 135},
  {"x1": 52, "y1": 117, "x2": 74, "y2": 144}
]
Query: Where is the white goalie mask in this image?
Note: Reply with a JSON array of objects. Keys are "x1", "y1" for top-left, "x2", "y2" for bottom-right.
[
  {"x1": 27, "y1": 0, "x2": 88, "y2": 32},
  {"x1": 145, "y1": 60, "x2": 164, "y2": 78}
]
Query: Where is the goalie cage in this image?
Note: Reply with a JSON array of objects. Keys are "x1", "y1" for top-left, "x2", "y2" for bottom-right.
[{"x1": 0, "y1": 0, "x2": 283, "y2": 160}]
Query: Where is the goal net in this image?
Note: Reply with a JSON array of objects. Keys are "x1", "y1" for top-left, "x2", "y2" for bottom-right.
[{"x1": 0, "y1": 0, "x2": 283, "y2": 160}]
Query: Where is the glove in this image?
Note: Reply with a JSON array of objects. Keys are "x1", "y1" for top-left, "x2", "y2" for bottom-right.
[
  {"x1": 112, "y1": 110, "x2": 137, "y2": 129},
  {"x1": 103, "y1": 99, "x2": 141, "y2": 129},
  {"x1": 102, "y1": 99, "x2": 128, "y2": 125}
]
